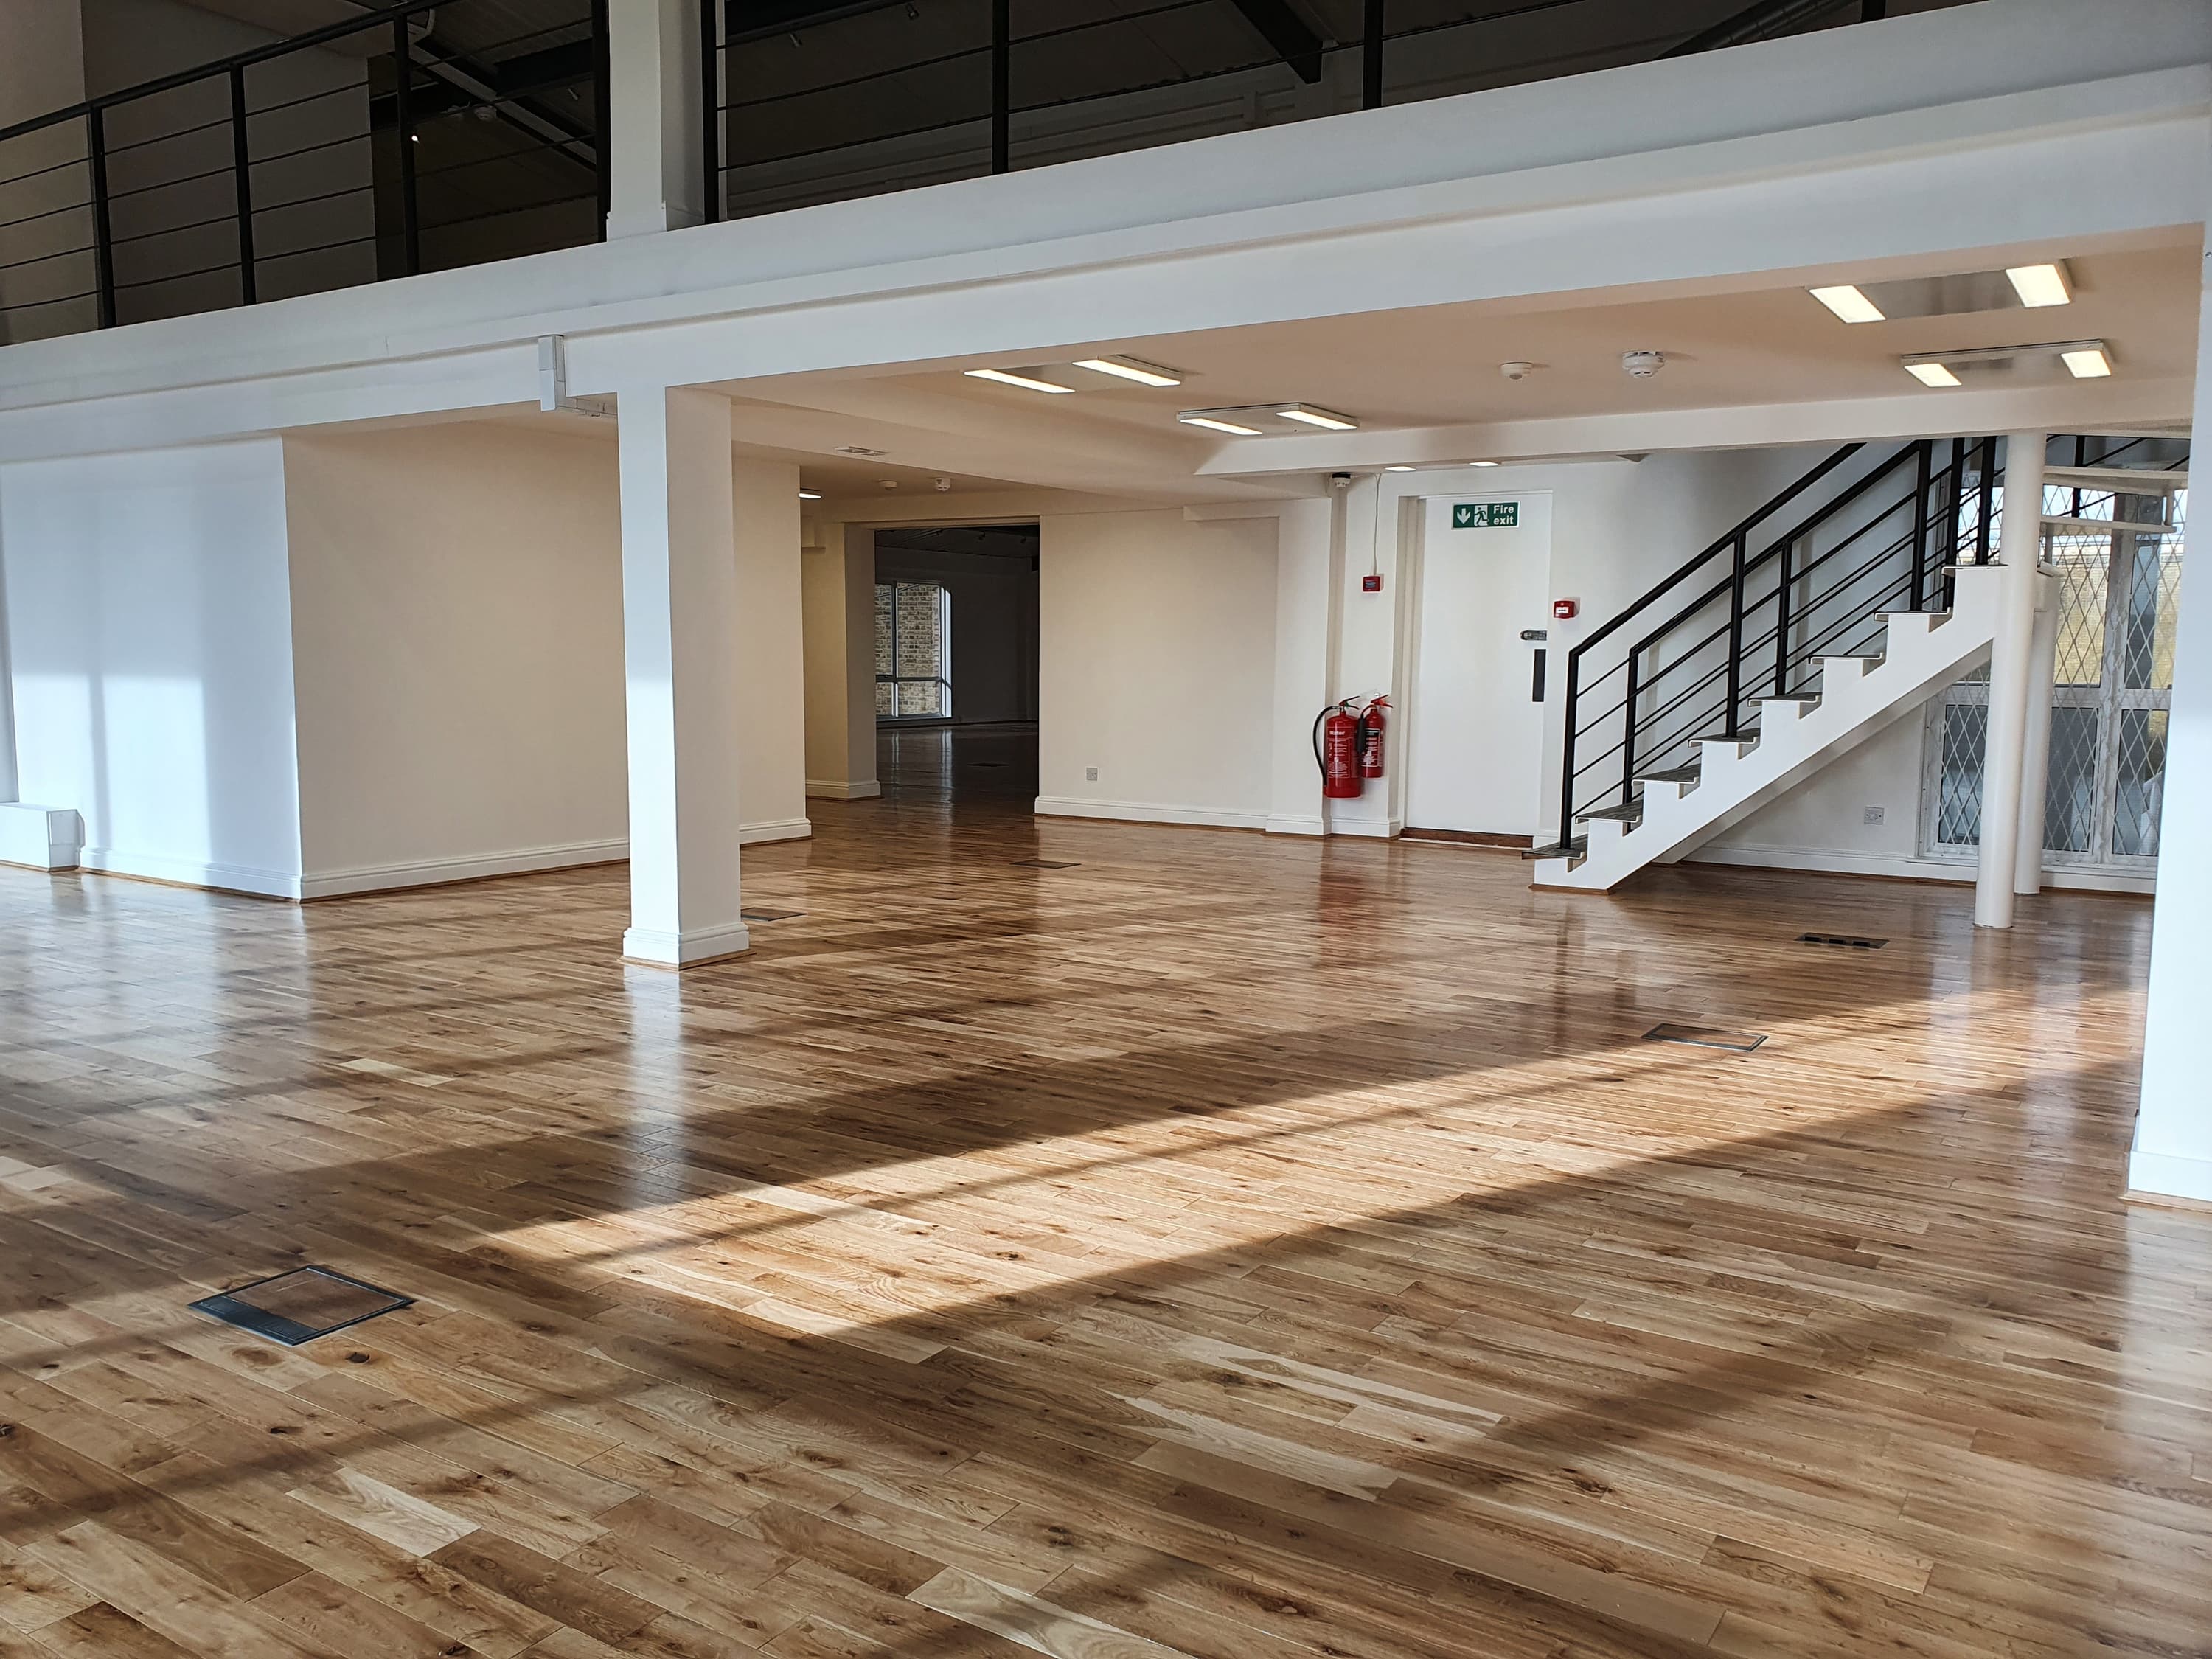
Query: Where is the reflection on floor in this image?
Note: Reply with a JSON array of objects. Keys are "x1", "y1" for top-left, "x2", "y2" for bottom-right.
[
  {"x1": 0, "y1": 801, "x2": 2204, "y2": 1659},
  {"x1": 877, "y1": 720, "x2": 1039, "y2": 805}
]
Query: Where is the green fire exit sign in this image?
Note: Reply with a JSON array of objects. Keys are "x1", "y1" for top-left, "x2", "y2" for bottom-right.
[{"x1": 1453, "y1": 501, "x2": 1519, "y2": 529}]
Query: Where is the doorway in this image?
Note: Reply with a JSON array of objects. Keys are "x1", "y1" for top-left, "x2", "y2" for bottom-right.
[
  {"x1": 1403, "y1": 492, "x2": 1555, "y2": 840},
  {"x1": 872, "y1": 524, "x2": 1040, "y2": 805}
]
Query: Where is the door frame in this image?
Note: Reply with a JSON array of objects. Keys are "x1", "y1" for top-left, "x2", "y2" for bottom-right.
[{"x1": 1399, "y1": 489, "x2": 1556, "y2": 841}]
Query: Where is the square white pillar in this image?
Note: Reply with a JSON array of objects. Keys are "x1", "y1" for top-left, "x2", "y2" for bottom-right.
[
  {"x1": 618, "y1": 386, "x2": 748, "y2": 967},
  {"x1": 733, "y1": 457, "x2": 811, "y2": 841},
  {"x1": 801, "y1": 521, "x2": 883, "y2": 801},
  {"x1": 604, "y1": 0, "x2": 707, "y2": 239},
  {"x1": 1268, "y1": 500, "x2": 1334, "y2": 835},
  {"x1": 2129, "y1": 229, "x2": 2212, "y2": 1205}
]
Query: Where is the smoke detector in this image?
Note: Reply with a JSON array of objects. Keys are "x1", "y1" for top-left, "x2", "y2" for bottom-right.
[
  {"x1": 934, "y1": 476, "x2": 952, "y2": 492},
  {"x1": 1499, "y1": 361, "x2": 1536, "y2": 381},
  {"x1": 1621, "y1": 350, "x2": 1666, "y2": 379}
]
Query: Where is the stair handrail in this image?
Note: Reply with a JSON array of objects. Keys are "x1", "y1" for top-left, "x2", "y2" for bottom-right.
[{"x1": 1557, "y1": 441, "x2": 1863, "y2": 849}]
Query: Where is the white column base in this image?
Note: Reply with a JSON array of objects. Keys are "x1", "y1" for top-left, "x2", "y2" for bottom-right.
[
  {"x1": 806, "y1": 779, "x2": 883, "y2": 800},
  {"x1": 2126, "y1": 1150, "x2": 2212, "y2": 1207},
  {"x1": 623, "y1": 920, "x2": 751, "y2": 967},
  {"x1": 0, "y1": 804, "x2": 83, "y2": 871}
]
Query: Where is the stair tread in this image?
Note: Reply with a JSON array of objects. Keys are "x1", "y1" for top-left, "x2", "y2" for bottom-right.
[
  {"x1": 1578, "y1": 804, "x2": 1643, "y2": 822},
  {"x1": 1523, "y1": 837, "x2": 1587, "y2": 860},
  {"x1": 1763, "y1": 694, "x2": 1820, "y2": 705},
  {"x1": 1636, "y1": 764, "x2": 1702, "y2": 783}
]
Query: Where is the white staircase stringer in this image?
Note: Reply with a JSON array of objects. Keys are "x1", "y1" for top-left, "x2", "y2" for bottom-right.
[{"x1": 1537, "y1": 566, "x2": 2004, "y2": 891}]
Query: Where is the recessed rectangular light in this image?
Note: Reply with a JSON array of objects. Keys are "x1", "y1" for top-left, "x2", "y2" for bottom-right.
[
  {"x1": 1179, "y1": 414, "x2": 1265, "y2": 437},
  {"x1": 1810, "y1": 284, "x2": 1885, "y2": 324},
  {"x1": 799, "y1": 490, "x2": 821, "y2": 500},
  {"x1": 1905, "y1": 361, "x2": 1962, "y2": 388},
  {"x1": 2061, "y1": 345, "x2": 2111, "y2": 378},
  {"x1": 1072, "y1": 355, "x2": 1182, "y2": 387},
  {"x1": 965, "y1": 368, "x2": 1074, "y2": 394},
  {"x1": 2006, "y1": 262, "x2": 2073, "y2": 308},
  {"x1": 1385, "y1": 465, "x2": 1415, "y2": 472},
  {"x1": 1276, "y1": 404, "x2": 1359, "y2": 431}
]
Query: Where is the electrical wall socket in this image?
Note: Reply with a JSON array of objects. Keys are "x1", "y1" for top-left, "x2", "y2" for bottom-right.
[
  {"x1": 1085, "y1": 766, "x2": 1099, "y2": 782},
  {"x1": 1863, "y1": 805, "x2": 1886, "y2": 826}
]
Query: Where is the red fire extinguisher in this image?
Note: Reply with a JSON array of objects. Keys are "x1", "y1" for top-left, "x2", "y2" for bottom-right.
[
  {"x1": 1357, "y1": 696, "x2": 1389, "y2": 779},
  {"x1": 1314, "y1": 700, "x2": 1363, "y2": 799}
]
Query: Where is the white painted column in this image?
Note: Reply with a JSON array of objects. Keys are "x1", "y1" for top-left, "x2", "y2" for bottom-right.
[
  {"x1": 1267, "y1": 499, "x2": 1334, "y2": 835},
  {"x1": 618, "y1": 385, "x2": 748, "y2": 967},
  {"x1": 2014, "y1": 575, "x2": 2059, "y2": 896},
  {"x1": 801, "y1": 521, "x2": 883, "y2": 801},
  {"x1": 604, "y1": 0, "x2": 706, "y2": 239},
  {"x1": 732, "y1": 457, "x2": 810, "y2": 842},
  {"x1": 1974, "y1": 431, "x2": 2046, "y2": 930},
  {"x1": 2129, "y1": 226, "x2": 2212, "y2": 1206}
]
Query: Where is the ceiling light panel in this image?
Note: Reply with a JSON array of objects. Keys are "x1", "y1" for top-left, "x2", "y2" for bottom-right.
[
  {"x1": 1905, "y1": 361, "x2": 1963, "y2": 387},
  {"x1": 2062, "y1": 345, "x2": 2112, "y2": 378},
  {"x1": 1179, "y1": 414, "x2": 1266, "y2": 437},
  {"x1": 1073, "y1": 355, "x2": 1183, "y2": 387},
  {"x1": 2006, "y1": 262, "x2": 2073, "y2": 308},
  {"x1": 1810, "y1": 284, "x2": 1885, "y2": 323},
  {"x1": 1276, "y1": 404, "x2": 1359, "y2": 431},
  {"x1": 965, "y1": 367, "x2": 1074, "y2": 394}
]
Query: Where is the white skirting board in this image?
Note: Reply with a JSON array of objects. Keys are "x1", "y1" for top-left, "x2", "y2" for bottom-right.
[
  {"x1": 806, "y1": 779, "x2": 883, "y2": 799},
  {"x1": 1034, "y1": 796, "x2": 1269, "y2": 831},
  {"x1": 1688, "y1": 842, "x2": 2154, "y2": 895},
  {"x1": 622, "y1": 918, "x2": 751, "y2": 967},
  {"x1": 740, "y1": 817, "x2": 814, "y2": 844},
  {"x1": 0, "y1": 804, "x2": 84, "y2": 871},
  {"x1": 298, "y1": 838, "x2": 629, "y2": 900},
  {"x1": 79, "y1": 846, "x2": 303, "y2": 899},
  {"x1": 2128, "y1": 1151, "x2": 2212, "y2": 1207}
]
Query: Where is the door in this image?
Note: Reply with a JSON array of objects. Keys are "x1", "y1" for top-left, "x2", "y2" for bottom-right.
[{"x1": 1405, "y1": 492, "x2": 1554, "y2": 837}]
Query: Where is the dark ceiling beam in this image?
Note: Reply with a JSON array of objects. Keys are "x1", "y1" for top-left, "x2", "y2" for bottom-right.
[
  {"x1": 1660, "y1": 0, "x2": 1855, "y2": 56},
  {"x1": 724, "y1": 0, "x2": 905, "y2": 47},
  {"x1": 1225, "y1": 0, "x2": 1324, "y2": 83}
]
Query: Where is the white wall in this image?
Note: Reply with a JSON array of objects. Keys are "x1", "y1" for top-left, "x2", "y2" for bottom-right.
[
  {"x1": 0, "y1": 437, "x2": 303, "y2": 893},
  {"x1": 282, "y1": 420, "x2": 628, "y2": 894},
  {"x1": 1037, "y1": 507, "x2": 1276, "y2": 829}
]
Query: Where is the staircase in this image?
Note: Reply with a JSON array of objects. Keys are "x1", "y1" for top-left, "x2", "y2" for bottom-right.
[{"x1": 1533, "y1": 437, "x2": 2004, "y2": 891}]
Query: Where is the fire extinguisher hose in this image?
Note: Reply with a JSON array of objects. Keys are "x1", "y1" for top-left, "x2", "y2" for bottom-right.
[{"x1": 1312, "y1": 704, "x2": 1343, "y2": 779}]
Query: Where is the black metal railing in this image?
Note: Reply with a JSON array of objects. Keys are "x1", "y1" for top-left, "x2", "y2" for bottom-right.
[
  {"x1": 0, "y1": 0, "x2": 602, "y2": 347},
  {"x1": 3, "y1": 0, "x2": 1907, "y2": 346},
  {"x1": 1554, "y1": 434, "x2": 2003, "y2": 851},
  {"x1": 698, "y1": 0, "x2": 1909, "y2": 225}
]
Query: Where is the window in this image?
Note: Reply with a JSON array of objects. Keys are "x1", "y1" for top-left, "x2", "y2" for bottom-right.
[{"x1": 875, "y1": 581, "x2": 952, "y2": 720}]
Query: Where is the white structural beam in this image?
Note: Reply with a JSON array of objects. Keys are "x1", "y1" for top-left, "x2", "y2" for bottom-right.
[
  {"x1": 603, "y1": 0, "x2": 706, "y2": 240},
  {"x1": 2014, "y1": 580, "x2": 2059, "y2": 897},
  {"x1": 2130, "y1": 225, "x2": 2212, "y2": 1206},
  {"x1": 617, "y1": 385, "x2": 749, "y2": 966},
  {"x1": 1975, "y1": 431, "x2": 2047, "y2": 931}
]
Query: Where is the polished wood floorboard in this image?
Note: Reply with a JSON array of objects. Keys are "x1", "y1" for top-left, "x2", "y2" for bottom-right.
[{"x1": 1, "y1": 799, "x2": 2207, "y2": 1658}]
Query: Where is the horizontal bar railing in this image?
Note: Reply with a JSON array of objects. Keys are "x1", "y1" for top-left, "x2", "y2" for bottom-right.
[{"x1": 1554, "y1": 439, "x2": 2008, "y2": 852}]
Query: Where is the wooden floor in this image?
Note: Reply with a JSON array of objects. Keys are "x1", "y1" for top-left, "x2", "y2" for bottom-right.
[{"x1": 2, "y1": 800, "x2": 2208, "y2": 1659}]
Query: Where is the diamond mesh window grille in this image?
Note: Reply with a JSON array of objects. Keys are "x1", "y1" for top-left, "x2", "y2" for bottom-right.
[
  {"x1": 1933, "y1": 702, "x2": 1988, "y2": 847},
  {"x1": 2042, "y1": 705, "x2": 2101, "y2": 854},
  {"x1": 2120, "y1": 528, "x2": 2183, "y2": 692},
  {"x1": 1922, "y1": 473, "x2": 2180, "y2": 871},
  {"x1": 2113, "y1": 708, "x2": 2168, "y2": 858}
]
